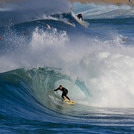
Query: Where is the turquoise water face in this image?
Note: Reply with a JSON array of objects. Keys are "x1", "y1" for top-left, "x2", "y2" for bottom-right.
[{"x1": 1, "y1": 1, "x2": 134, "y2": 134}]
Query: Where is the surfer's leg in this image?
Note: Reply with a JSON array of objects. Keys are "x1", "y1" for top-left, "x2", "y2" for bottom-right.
[
  {"x1": 66, "y1": 96, "x2": 70, "y2": 100},
  {"x1": 62, "y1": 93, "x2": 66, "y2": 100},
  {"x1": 66, "y1": 96, "x2": 71, "y2": 102},
  {"x1": 65, "y1": 92, "x2": 71, "y2": 101},
  {"x1": 65, "y1": 91, "x2": 71, "y2": 102}
]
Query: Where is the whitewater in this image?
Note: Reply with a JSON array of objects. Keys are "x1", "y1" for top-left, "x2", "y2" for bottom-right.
[{"x1": 0, "y1": 0, "x2": 134, "y2": 133}]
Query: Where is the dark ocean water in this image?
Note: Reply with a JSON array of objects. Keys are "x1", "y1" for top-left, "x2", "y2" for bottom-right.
[{"x1": 0, "y1": 0, "x2": 134, "y2": 133}]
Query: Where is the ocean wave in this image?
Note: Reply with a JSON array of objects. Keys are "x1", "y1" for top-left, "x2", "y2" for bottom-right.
[{"x1": 0, "y1": 0, "x2": 71, "y2": 26}]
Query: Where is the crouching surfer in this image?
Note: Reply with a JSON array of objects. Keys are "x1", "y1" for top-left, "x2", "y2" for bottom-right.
[
  {"x1": 51, "y1": 85, "x2": 72, "y2": 102},
  {"x1": 77, "y1": 13, "x2": 83, "y2": 21}
]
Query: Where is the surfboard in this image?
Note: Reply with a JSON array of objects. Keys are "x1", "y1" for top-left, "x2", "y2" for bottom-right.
[
  {"x1": 62, "y1": 21, "x2": 75, "y2": 27},
  {"x1": 64, "y1": 99, "x2": 76, "y2": 105},
  {"x1": 60, "y1": 19, "x2": 75, "y2": 27}
]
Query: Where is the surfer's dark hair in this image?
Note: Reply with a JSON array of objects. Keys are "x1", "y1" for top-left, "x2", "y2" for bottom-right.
[{"x1": 59, "y1": 85, "x2": 62, "y2": 87}]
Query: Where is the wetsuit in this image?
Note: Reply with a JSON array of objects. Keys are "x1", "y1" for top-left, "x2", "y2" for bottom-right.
[
  {"x1": 77, "y1": 14, "x2": 83, "y2": 20},
  {"x1": 54, "y1": 87, "x2": 70, "y2": 100}
]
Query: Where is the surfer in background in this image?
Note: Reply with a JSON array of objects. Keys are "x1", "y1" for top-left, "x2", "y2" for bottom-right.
[
  {"x1": 51, "y1": 85, "x2": 72, "y2": 102},
  {"x1": 69, "y1": 19, "x2": 73, "y2": 24},
  {"x1": 77, "y1": 13, "x2": 83, "y2": 21},
  {"x1": 0, "y1": 35, "x2": 3, "y2": 40},
  {"x1": 46, "y1": 24, "x2": 51, "y2": 29},
  {"x1": 24, "y1": 30, "x2": 28, "y2": 35}
]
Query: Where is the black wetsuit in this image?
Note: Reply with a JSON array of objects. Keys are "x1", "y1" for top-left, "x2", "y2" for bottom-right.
[
  {"x1": 77, "y1": 14, "x2": 83, "y2": 20},
  {"x1": 54, "y1": 87, "x2": 70, "y2": 100}
]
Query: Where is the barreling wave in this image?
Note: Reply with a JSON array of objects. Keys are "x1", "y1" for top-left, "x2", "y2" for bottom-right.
[
  {"x1": 2, "y1": 67, "x2": 134, "y2": 133},
  {"x1": 0, "y1": 67, "x2": 92, "y2": 121}
]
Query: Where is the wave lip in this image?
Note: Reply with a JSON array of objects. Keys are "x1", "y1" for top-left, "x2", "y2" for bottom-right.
[{"x1": 0, "y1": 0, "x2": 71, "y2": 26}]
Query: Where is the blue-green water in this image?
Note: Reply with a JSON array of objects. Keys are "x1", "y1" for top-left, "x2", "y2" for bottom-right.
[{"x1": 0, "y1": 0, "x2": 134, "y2": 133}]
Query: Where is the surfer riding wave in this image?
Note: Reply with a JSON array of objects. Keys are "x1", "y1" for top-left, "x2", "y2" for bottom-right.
[{"x1": 51, "y1": 85, "x2": 72, "y2": 102}]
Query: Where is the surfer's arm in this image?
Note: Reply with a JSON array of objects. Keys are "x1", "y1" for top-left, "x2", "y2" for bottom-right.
[
  {"x1": 54, "y1": 88, "x2": 59, "y2": 91},
  {"x1": 51, "y1": 88, "x2": 59, "y2": 92}
]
